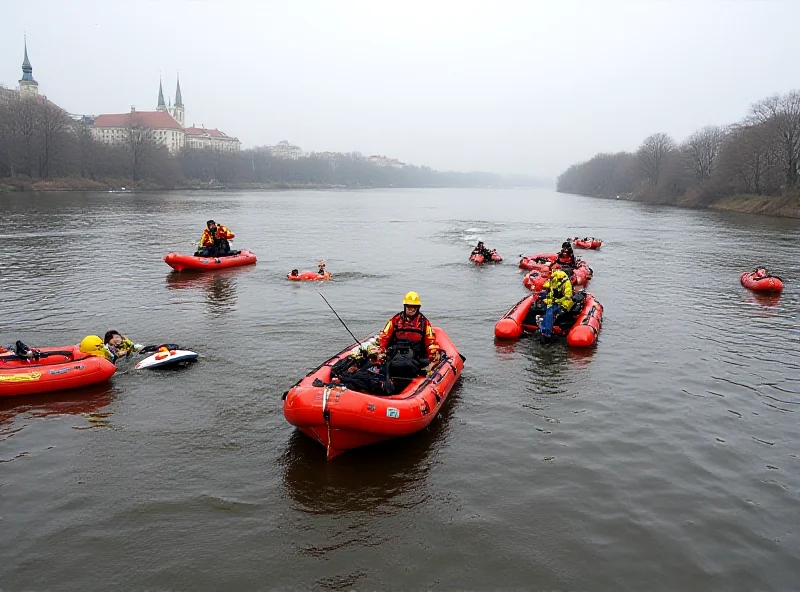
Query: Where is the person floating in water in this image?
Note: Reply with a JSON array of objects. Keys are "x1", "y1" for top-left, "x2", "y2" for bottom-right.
[
  {"x1": 471, "y1": 241, "x2": 493, "y2": 260},
  {"x1": 103, "y1": 330, "x2": 143, "y2": 362}
]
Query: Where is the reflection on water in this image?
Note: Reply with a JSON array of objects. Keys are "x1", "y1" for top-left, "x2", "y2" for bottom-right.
[
  {"x1": 165, "y1": 271, "x2": 239, "y2": 315},
  {"x1": 747, "y1": 291, "x2": 782, "y2": 308},
  {"x1": 280, "y1": 388, "x2": 459, "y2": 515},
  {"x1": 0, "y1": 383, "x2": 115, "y2": 436}
]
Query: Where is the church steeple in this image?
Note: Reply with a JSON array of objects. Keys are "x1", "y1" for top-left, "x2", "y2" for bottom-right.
[
  {"x1": 171, "y1": 74, "x2": 185, "y2": 126},
  {"x1": 19, "y1": 36, "x2": 39, "y2": 94},
  {"x1": 157, "y1": 78, "x2": 167, "y2": 111},
  {"x1": 175, "y1": 76, "x2": 183, "y2": 108}
]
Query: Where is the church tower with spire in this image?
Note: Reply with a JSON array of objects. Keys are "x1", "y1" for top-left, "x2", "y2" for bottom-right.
[
  {"x1": 19, "y1": 36, "x2": 39, "y2": 94},
  {"x1": 171, "y1": 75, "x2": 185, "y2": 126},
  {"x1": 156, "y1": 78, "x2": 167, "y2": 112}
]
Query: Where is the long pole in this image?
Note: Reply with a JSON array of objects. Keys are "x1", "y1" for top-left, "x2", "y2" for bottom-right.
[{"x1": 316, "y1": 291, "x2": 363, "y2": 349}]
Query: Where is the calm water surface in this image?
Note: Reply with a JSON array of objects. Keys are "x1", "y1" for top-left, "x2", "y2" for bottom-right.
[{"x1": 1, "y1": 188, "x2": 799, "y2": 591}]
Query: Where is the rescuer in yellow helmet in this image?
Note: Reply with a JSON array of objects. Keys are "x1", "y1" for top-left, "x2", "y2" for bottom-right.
[{"x1": 377, "y1": 291, "x2": 440, "y2": 363}]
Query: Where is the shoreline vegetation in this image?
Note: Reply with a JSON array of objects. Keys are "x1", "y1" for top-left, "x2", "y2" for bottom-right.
[
  {"x1": 556, "y1": 88, "x2": 800, "y2": 219},
  {"x1": 0, "y1": 91, "x2": 546, "y2": 194}
]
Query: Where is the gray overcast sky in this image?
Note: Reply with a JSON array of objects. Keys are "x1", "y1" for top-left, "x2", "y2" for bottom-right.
[{"x1": 2, "y1": 0, "x2": 798, "y2": 179}]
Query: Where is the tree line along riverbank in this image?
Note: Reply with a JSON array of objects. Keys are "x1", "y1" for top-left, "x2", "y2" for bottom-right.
[{"x1": 556, "y1": 89, "x2": 800, "y2": 219}]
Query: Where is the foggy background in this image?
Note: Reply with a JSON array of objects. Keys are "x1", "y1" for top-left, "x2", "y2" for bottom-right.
[{"x1": 2, "y1": 0, "x2": 798, "y2": 180}]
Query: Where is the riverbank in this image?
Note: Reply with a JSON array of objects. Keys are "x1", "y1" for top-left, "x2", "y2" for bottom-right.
[
  {"x1": 0, "y1": 177, "x2": 366, "y2": 193},
  {"x1": 562, "y1": 190, "x2": 800, "y2": 219},
  {"x1": 704, "y1": 194, "x2": 800, "y2": 218}
]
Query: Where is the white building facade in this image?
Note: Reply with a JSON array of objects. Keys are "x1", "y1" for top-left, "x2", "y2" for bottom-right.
[{"x1": 91, "y1": 78, "x2": 240, "y2": 154}]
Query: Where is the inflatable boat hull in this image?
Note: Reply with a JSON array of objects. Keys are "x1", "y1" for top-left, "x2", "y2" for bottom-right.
[
  {"x1": 283, "y1": 328, "x2": 464, "y2": 459},
  {"x1": 0, "y1": 346, "x2": 116, "y2": 397},
  {"x1": 164, "y1": 249, "x2": 257, "y2": 272}
]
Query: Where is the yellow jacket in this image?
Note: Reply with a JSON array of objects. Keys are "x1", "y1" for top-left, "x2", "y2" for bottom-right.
[
  {"x1": 200, "y1": 225, "x2": 235, "y2": 247},
  {"x1": 107, "y1": 337, "x2": 136, "y2": 360},
  {"x1": 543, "y1": 270, "x2": 573, "y2": 311}
]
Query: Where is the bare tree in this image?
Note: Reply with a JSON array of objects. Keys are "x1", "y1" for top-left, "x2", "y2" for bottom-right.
[
  {"x1": 637, "y1": 133, "x2": 675, "y2": 186},
  {"x1": 749, "y1": 90, "x2": 800, "y2": 190},
  {"x1": 718, "y1": 123, "x2": 779, "y2": 195},
  {"x1": 2, "y1": 94, "x2": 41, "y2": 178},
  {"x1": 0, "y1": 95, "x2": 15, "y2": 177},
  {"x1": 125, "y1": 115, "x2": 157, "y2": 182},
  {"x1": 681, "y1": 125, "x2": 726, "y2": 181},
  {"x1": 38, "y1": 100, "x2": 71, "y2": 179}
]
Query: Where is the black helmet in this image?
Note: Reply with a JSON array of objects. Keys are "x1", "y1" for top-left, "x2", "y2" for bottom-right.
[{"x1": 561, "y1": 241, "x2": 571, "y2": 250}]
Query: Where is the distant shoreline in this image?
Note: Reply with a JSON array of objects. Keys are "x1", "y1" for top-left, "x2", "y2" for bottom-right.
[
  {"x1": 559, "y1": 190, "x2": 800, "y2": 220},
  {"x1": 0, "y1": 177, "x2": 543, "y2": 194},
  {"x1": 0, "y1": 179, "x2": 505, "y2": 194}
]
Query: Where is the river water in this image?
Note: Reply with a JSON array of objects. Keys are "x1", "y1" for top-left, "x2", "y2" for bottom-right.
[{"x1": 1, "y1": 188, "x2": 799, "y2": 591}]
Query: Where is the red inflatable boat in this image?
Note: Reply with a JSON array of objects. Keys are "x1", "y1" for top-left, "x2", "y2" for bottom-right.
[
  {"x1": 0, "y1": 345, "x2": 117, "y2": 397},
  {"x1": 519, "y1": 253, "x2": 556, "y2": 271},
  {"x1": 470, "y1": 250, "x2": 503, "y2": 265},
  {"x1": 494, "y1": 292, "x2": 603, "y2": 347},
  {"x1": 283, "y1": 328, "x2": 464, "y2": 459},
  {"x1": 573, "y1": 237, "x2": 602, "y2": 249},
  {"x1": 740, "y1": 268, "x2": 783, "y2": 293},
  {"x1": 164, "y1": 249, "x2": 257, "y2": 272},
  {"x1": 522, "y1": 261, "x2": 593, "y2": 291},
  {"x1": 287, "y1": 271, "x2": 331, "y2": 281}
]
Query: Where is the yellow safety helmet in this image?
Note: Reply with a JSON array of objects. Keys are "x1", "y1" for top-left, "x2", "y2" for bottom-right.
[
  {"x1": 79, "y1": 335, "x2": 109, "y2": 358},
  {"x1": 402, "y1": 291, "x2": 422, "y2": 307}
]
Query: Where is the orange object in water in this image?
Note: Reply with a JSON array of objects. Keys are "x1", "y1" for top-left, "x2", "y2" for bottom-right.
[
  {"x1": 573, "y1": 237, "x2": 602, "y2": 249},
  {"x1": 740, "y1": 269, "x2": 783, "y2": 293},
  {"x1": 164, "y1": 249, "x2": 257, "y2": 272},
  {"x1": 522, "y1": 261, "x2": 592, "y2": 291},
  {"x1": 519, "y1": 253, "x2": 557, "y2": 271},
  {"x1": 0, "y1": 345, "x2": 117, "y2": 397},
  {"x1": 494, "y1": 293, "x2": 603, "y2": 346},
  {"x1": 522, "y1": 269, "x2": 549, "y2": 293},
  {"x1": 470, "y1": 251, "x2": 502, "y2": 265},
  {"x1": 283, "y1": 327, "x2": 464, "y2": 459},
  {"x1": 287, "y1": 271, "x2": 331, "y2": 281}
]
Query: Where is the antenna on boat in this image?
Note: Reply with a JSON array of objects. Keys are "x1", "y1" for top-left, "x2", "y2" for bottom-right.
[{"x1": 316, "y1": 291, "x2": 363, "y2": 349}]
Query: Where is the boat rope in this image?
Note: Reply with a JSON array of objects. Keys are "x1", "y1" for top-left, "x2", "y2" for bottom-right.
[{"x1": 322, "y1": 386, "x2": 332, "y2": 455}]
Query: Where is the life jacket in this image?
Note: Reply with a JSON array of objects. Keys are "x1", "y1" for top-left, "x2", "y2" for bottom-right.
[
  {"x1": 200, "y1": 225, "x2": 234, "y2": 247},
  {"x1": 387, "y1": 311, "x2": 428, "y2": 344},
  {"x1": 557, "y1": 251, "x2": 575, "y2": 266},
  {"x1": 386, "y1": 312, "x2": 432, "y2": 359},
  {"x1": 544, "y1": 271, "x2": 574, "y2": 311}
]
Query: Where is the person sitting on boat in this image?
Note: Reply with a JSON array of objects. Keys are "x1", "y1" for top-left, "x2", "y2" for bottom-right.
[
  {"x1": 471, "y1": 241, "x2": 492, "y2": 259},
  {"x1": 103, "y1": 330, "x2": 143, "y2": 362},
  {"x1": 752, "y1": 267, "x2": 768, "y2": 279},
  {"x1": 195, "y1": 220, "x2": 235, "y2": 257},
  {"x1": 317, "y1": 260, "x2": 327, "y2": 275},
  {"x1": 537, "y1": 269, "x2": 574, "y2": 338},
  {"x1": 555, "y1": 242, "x2": 577, "y2": 267},
  {"x1": 378, "y1": 291, "x2": 440, "y2": 364}
]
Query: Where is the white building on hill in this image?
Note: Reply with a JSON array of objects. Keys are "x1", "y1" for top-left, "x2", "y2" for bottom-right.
[{"x1": 91, "y1": 78, "x2": 240, "y2": 153}]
